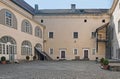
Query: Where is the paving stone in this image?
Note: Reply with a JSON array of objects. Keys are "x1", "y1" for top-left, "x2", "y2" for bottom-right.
[{"x1": 0, "y1": 61, "x2": 120, "y2": 79}]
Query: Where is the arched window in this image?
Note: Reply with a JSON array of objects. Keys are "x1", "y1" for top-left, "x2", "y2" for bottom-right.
[
  {"x1": 0, "y1": 9, "x2": 17, "y2": 29},
  {"x1": 21, "y1": 41, "x2": 32, "y2": 55},
  {"x1": 21, "y1": 20, "x2": 32, "y2": 34},
  {"x1": 0, "y1": 36, "x2": 17, "y2": 55},
  {"x1": 35, "y1": 26, "x2": 42, "y2": 38},
  {"x1": 35, "y1": 43, "x2": 42, "y2": 51},
  {"x1": 118, "y1": 20, "x2": 120, "y2": 33}
]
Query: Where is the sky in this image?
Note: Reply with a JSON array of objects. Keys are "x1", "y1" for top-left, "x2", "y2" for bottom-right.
[{"x1": 24, "y1": 0, "x2": 114, "y2": 9}]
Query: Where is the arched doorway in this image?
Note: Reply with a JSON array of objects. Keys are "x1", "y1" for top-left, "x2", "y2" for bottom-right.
[
  {"x1": 0, "y1": 36, "x2": 17, "y2": 62},
  {"x1": 35, "y1": 43, "x2": 46, "y2": 60}
]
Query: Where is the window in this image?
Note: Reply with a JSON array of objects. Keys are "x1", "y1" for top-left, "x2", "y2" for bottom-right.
[
  {"x1": 35, "y1": 26, "x2": 42, "y2": 38},
  {"x1": 84, "y1": 19, "x2": 87, "y2": 23},
  {"x1": 92, "y1": 48, "x2": 96, "y2": 55},
  {"x1": 102, "y1": 19, "x2": 105, "y2": 23},
  {"x1": 35, "y1": 43, "x2": 42, "y2": 51},
  {"x1": 49, "y1": 32, "x2": 54, "y2": 38},
  {"x1": 73, "y1": 49, "x2": 78, "y2": 55},
  {"x1": 41, "y1": 19, "x2": 43, "y2": 23},
  {"x1": 49, "y1": 48, "x2": 54, "y2": 55},
  {"x1": 73, "y1": 32, "x2": 78, "y2": 38},
  {"x1": 5, "y1": 11, "x2": 12, "y2": 26},
  {"x1": 21, "y1": 20, "x2": 32, "y2": 34},
  {"x1": 21, "y1": 41, "x2": 32, "y2": 55},
  {"x1": 91, "y1": 32, "x2": 96, "y2": 38},
  {"x1": 0, "y1": 36, "x2": 17, "y2": 55},
  {"x1": 118, "y1": 20, "x2": 120, "y2": 33}
]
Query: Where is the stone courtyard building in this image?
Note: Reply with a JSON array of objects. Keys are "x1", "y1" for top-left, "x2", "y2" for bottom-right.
[{"x1": 0, "y1": 0, "x2": 119, "y2": 61}]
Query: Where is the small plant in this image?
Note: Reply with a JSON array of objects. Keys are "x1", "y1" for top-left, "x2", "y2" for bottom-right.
[
  {"x1": 100, "y1": 58, "x2": 104, "y2": 63},
  {"x1": 1, "y1": 56, "x2": 6, "y2": 64},
  {"x1": 26, "y1": 56, "x2": 30, "y2": 61},
  {"x1": 103, "y1": 59, "x2": 109, "y2": 70},
  {"x1": 1, "y1": 56, "x2": 6, "y2": 61},
  {"x1": 33, "y1": 56, "x2": 36, "y2": 60},
  {"x1": 103, "y1": 59, "x2": 109, "y2": 65}
]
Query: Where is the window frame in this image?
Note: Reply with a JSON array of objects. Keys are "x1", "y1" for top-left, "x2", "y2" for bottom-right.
[
  {"x1": 21, "y1": 20, "x2": 32, "y2": 35},
  {"x1": 92, "y1": 48, "x2": 96, "y2": 55},
  {"x1": 35, "y1": 26, "x2": 42, "y2": 38},
  {"x1": 5, "y1": 11, "x2": 13, "y2": 27},
  {"x1": 49, "y1": 32, "x2": 54, "y2": 39},
  {"x1": 49, "y1": 48, "x2": 54, "y2": 55},
  {"x1": 73, "y1": 48, "x2": 78, "y2": 55},
  {"x1": 73, "y1": 32, "x2": 78, "y2": 39}
]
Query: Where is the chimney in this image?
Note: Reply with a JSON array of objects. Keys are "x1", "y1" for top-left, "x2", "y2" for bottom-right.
[
  {"x1": 71, "y1": 4, "x2": 76, "y2": 10},
  {"x1": 35, "y1": 4, "x2": 38, "y2": 13}
]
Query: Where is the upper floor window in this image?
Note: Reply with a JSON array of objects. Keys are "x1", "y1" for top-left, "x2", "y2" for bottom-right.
[
  {"x1": 73, "y1": 32, "x2": 78, "y2": 38},
  {"x1": 35, "y1": 26, "x2": 42, "y2": 38},
  {"x1": 49, "y1": 32, "x2": 54, "y2": 38},
  {"x1": 0, "y1": 9, "x2": 17, "y2": 29},
  {"x1": 84, "y1": 19, "x2": 87, "y2": 23},
  {"x1": 21, "y1": 20, "x2": 32, "y2": 34},
  {"x1": 102, "y1": 19, "x2": 105, "y2": 23},
  {"x1": 5, "y1": 11, "x2": 12, "y2": 26},
  {"x1": 41, "y1": 19, "x2": 43, "y2": 23}
]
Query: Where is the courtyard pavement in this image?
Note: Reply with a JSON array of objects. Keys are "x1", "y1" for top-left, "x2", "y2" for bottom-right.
[{"x1": 0, "y1": 61, "x2": 120, "y2": 79}]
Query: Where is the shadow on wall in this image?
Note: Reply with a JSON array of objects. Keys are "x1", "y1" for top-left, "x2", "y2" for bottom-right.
[{"x1": 109, "y1": 16, "x2": 120, "y2": 59}]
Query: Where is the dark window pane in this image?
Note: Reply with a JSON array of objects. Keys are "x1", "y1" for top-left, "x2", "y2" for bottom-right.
[
  {"x1": 74, "y1": 32, "x2": 78, "y2": 38},
  {"x1": 49, "y1": 32, "x2": 53, "y2": 38}
]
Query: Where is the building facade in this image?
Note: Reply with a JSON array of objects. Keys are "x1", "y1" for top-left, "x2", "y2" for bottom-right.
[
  {"x1": 34, "y1": 5, "x2": 110, "y2": 60},
  {"x1": 1, "y1": 0, "x2": 119, "y2": 61},
  {"x1": 0, "y1": 0, "x2": 44, "y2": 62}
]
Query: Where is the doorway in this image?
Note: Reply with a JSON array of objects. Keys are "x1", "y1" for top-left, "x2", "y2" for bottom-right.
[
  {"x1": 60, "y1": 50, "x2": 66, "y2": 59},
  {"x1": 83, "y1": 49, "x2": 89, "y2": 59}
]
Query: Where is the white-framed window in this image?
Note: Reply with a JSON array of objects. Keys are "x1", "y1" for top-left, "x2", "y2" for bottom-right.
[
  {"x1": 49, "y1": 48, "x2": 54, "y2": 55},
  {"x1": 0, "y1": 36, "x2": 17, "y2": 55},
  {"x1": 35, "y1": 26, "x2": 42, "y2": 38},
  {"x1": 21, "y1": 20, "x2": 32, "y2": 34},
  {"x1": 73, "y1": 32, "x2": 78, "y2": 38},
  {"x1": 49, "y1": 32, "x2": 54, "y2": 38},
  {"x1": 73, "y1": 48, "x2": 78, "y2": 55},
  {"x1": 21, "y1": 41, "x2": 32, "y2": 55},
  {"x1": 92, "y1": 48, "x2": 96, "y2": 55},
  {"x1": 5, "y1": 11, "x2": 12, "y2": 26}
]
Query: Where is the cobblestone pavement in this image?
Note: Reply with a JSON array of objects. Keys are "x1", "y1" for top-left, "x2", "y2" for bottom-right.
[{"x1": 0, "y1": 61, "x2": 120, "y2": 79}]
